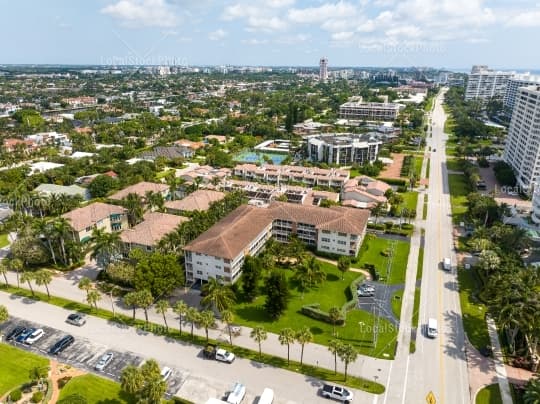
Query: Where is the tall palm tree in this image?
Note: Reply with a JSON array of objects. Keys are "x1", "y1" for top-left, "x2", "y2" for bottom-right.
[
  {"x1": 137, "y1": 289, "x2": 154, "y2": 324},
  {"x1": 32, "y1": 218, "x2": 57, "y2": 265},
  {"x1": 145, "y1": 190, "x2": 165, "y2": 212},
  {"x1": 78, "y1": 277, "x2": 92, "y2": 299},
  {"x1": 155, "y1": 300, "x2": 169, "y2": 332},
  {"x1": 52, "y1": 217, "x2": 72, "y2": 265},
  {"x1": 186, "y1": 307, "x2": 200, "y2": 340},
  {"x1": 294, "y1": 257, "x2": 326, "y2": 297},
  {"x1": 199, "y1": 310, "x2": 215, "y2": 342},
  {"x1": 33, "y1": 269, "x2": 52, "y2": 299},
  {"x1": 201, "y1": 277, "x2": 236, "y2": 313},
  {"x1": 250, "y1": 326, "x2": 268, "y2": 359},
  {"x1": 120, "y1": 365, "x2": 144, "y2": 396},
  {"x1": 221, "y1": 309, "x2": 235, "y2": 346},
  {"x1": 328, "y1": 340, "x2": 343, "y2": 374},
  {"x1": 296, "y1": 326, "x2": 313, "y2": 366},
  {"x1": 90, "y1": 228, "x2": 122, "y2": 268},
  {"x1": 278, "y1": 328, "x2": 296, "y2": 365},
  {"x1": 87, "y1": 290, "x2": 101, "y2": 311},
  {"x1": 123, "y1": 193, "x2": 145, "y2": 227},
  {"x1": 123, "y1": 291, "x2": 140, "y2": 320},
  {"x1": 173, "y1": 300, "x2": 188, "y2": 336},
  {"x1": 0, "y1": 260, "x2": 9, "y2": 286},
  {"x1": 20, "y1": 271, "x2": 35, "y2": 296},
  {"x1": 8, "y1": 258, "x2": 23, "y2": 288},
  {"x1": 337, "y1": 343, "x2": 358, "y2": 381}
]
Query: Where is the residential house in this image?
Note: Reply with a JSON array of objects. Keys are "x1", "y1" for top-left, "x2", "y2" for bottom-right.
[
  {"x1": 341, "y1": 176, "x2": 390, "y2": 209},
  {"x1": 34, "y1": 184, "x2": 91, "y2": 201}
]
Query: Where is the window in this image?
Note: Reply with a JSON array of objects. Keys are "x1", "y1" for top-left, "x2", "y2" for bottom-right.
[
  {"x1": 338, "y1": 232, "x2": 347, "y2": 237},
  {"x1": 215, "y1": 265, "x2": 221, "y2": 269},
  {"x1": 196, "y1": 270, "x2": 203, "y2": 275},
  {"x1": 85, "y1": 226, "x2": 92, "y2": 232},
  {"x1": 321, "y1": 237, "x2": 331, "y2": 242},
  {"x1": 322, "y1": 230, "x2": 331, "y2": 234},
  {"x1": 196, "y1": 261, "x2": 203, "y2": 265},
  {"x1": 338, "y1": 240, "x2": 346, "y2": 245}
]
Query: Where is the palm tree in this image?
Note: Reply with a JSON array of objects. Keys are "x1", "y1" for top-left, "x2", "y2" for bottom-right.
[
  {"x1": 201, "y1": 277, "x2": 236, "y2": 313},
  {"x1": 294, "y1": 257, "x2": 326, "y2": 297},
  {"x1": 250, "y1": 326, "x2": 268, "y2": 358},
  {"x1": 52, "y1": 217, "x2": 72, "y2": 265},
  {"x1": 145, "y1": 190, "x2": 165, "y2": 212},
  {"x1": 278, "y1": 328, "x2": 296, "y2": 365},
  {"x1": 0, "y1": 260, "x2": 9, "y2": 286},
  {"x1": 199, "y1": 310, "x2": 215, "y2": 342},
  {"x1": 221, "y1": 309, "x2": 235, "y2": 346},
  {"x1": 90, "y1": 228, "x2": 121, "y2": 268},
  {"x1": 34, "y1": 269, "x2": 52, "y2": 299},
  {"x1": 328, "y1": 340, "x2": 343, "y2": 374},
  {"x1": 120, "y1": 365, "x2": 144, "y2": 396},
  {"x1": 0, "y1": 305, "x2": 8, "y2": 324},
  {"x1": 337, "y1": 343, "x2": 358, "y2": 381},
  {"x1": 123, "y1": 193, "x2": 145, "y2": 227},
  {"x1": 155, "y1": 300, "x2": 169, "y2": 332},
  {"x1": 371, "y1": 202, "x2": 386, "y2": 224},
  {"x1": 328, "y1": 307, "x2": 342, "y2": 336},
  {"x1": 186, "y1": 307, "x2": 200, "y2": 340},
  {"x1": 123, "y1": 291, "x2": 139, "y2": 320},
  {"x1": 78, "y1": 277, "x2": 92, "y2": 299},
  {"x1": 8, "y1": 258, "x2": 23, "y2": 288},
  {"x1": 296, "y1": 326, "x2": 313, "y2": 366},
  {"x1": 20, "y1": 271, "x2": 35, "y2": 297},
  {"x1": 32, "y1": 218, "x2": 57, "y2": 265},
  {"x1": 87, "y1": 290, "x2": 101, "y2": 311},
  {"x1": 173, "y1": 300, "x2": 188, "y2": 336},
  {"x1": 137, "y1": 289, "x2": 154, "y2": 324},
  {"x1": 337, "y1": 257, "x2": 350, "y2": 280},
  {"x1": 524, "y1": 375, "x2": 540, "y2": 404}
]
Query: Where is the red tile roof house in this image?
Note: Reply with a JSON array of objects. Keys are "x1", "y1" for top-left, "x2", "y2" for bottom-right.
[
  {"x1": 108, "y1": 181, "x2": 170, "y2": 202},
  {"x1": 3, "y1": 138, "x2": 37, "y2": 153},
  {"x1": 120, "y1": 212, "x2": 188, "y2": 253},
  {"x1": 164, "y1": 190, "x2": 225, "y2": 214},
  {"x1": 184, "y1": 202, "x2": 369, "y2": 284},
  {"x1": 341, "y1": 176, "x2": 390, "y2": 209}
]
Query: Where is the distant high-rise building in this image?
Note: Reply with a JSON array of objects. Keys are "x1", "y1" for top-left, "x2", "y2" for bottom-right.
[
  {"x1": 503, "y1": 73, "x2": 540, "y2": 110},
  {"x1": 319, "y1": 57, "x2": 328, "y2": 82},
  {"x1": 465, "y1": 66, "x2": 513, "y2": 101},
  {"x1": 503, "y1": 85, "x2": 540, "y2": 192}
]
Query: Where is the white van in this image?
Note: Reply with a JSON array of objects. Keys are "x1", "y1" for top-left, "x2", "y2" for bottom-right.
[
  {"x1": 443, "y1": 258, "x2": 451, "y2": 271},
  {"x1": 227, "y1": 382, "x2": 246, "y2": 404},
  {"x1": 427, "y1": 318, "x2": 438, "y2": 338},
  {"x1": 258, "y1": 388, "x2": 274, "y2": 404}
]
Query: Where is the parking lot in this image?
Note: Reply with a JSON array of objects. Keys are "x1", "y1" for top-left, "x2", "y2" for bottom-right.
[{"x1": 0, "y1": 317, "x2": 183, "y2": 398}]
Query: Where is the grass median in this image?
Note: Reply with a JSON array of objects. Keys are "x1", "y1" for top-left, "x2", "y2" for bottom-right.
[{"x1": 0, "y1": 284, "x2": 385, "y2": 394}]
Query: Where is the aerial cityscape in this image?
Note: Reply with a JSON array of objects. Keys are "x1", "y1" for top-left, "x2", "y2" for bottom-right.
[{"x1": 0, "y1": 1, "x2": 539, "y2": 404}]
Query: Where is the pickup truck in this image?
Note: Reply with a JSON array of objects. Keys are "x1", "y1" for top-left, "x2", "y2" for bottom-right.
[
  {"x1": 321, "y1": 384, "x2": 354, "y2": 403},
  {"x1": 203, "y1": 344, "x2": 236, "y2": 363}
]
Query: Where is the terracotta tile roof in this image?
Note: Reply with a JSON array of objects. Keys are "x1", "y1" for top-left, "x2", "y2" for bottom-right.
[
  {"x1": 120, "y1": 212, "x2": 188, "y2": 247},
  {"x1": 109, "y1": 181, "x2": 169, "y2": 201},
  {"x1": 62, "y1": 202, "x2": 126, "y2": 232},
  {"x1": 184, "y1": 202, "x2": 369, "y2": 259},
  {"x1": 165, "y1": 190, "x2": 225, "y2": 212}
]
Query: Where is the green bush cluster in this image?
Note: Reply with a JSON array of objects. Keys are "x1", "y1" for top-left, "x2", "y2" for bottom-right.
[
  {"x1": 364, "y1": 263, "x2": 380, "y2": 281},
  {"x1": 9, "y1": 389, "x2": 22, "y2": 401},
  {"x1": 377, "y1": 177, "x2": 408, "y2": 186},
  {"x1": 31, "y1": 391, "x2": 44, "y2": 403},
  {"x1": 301, "y1": 304, "x2": 345, "y2": 325},
  {"x1": 400, "y1": 155, "x2": 414, "y2": 177}
]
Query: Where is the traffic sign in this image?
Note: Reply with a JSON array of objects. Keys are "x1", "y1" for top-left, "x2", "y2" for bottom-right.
[{"x1": 426, "y1": 391, "x2": 436, "y2": 404}]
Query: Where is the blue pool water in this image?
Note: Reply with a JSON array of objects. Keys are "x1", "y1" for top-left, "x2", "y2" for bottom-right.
[{"x1": 234, "y1": 151, "x2": 288, "y2": 165}]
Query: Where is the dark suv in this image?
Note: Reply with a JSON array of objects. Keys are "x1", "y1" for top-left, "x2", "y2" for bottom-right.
[
  {"x1": 5, "y1": 326, "x2": 26, "y2": 341},
  {"x1": 49, "y1": 335, "x2": 74, "y2": 355}
]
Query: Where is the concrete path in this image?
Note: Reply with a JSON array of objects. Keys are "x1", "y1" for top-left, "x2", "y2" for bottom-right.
[{"x1": 486, "y1": 316, "x2": 513, "y2": 404}]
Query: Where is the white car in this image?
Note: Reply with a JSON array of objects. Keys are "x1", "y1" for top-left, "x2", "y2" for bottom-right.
[
  {"x1": 25, "y1": 328, "x2": 44, "y2": 345},
  {"x1": 95, "y1": 352, "x2": 114, "y2": 371},
  {"x1": 215, "y1": 348, "x2": 236, "y2": 363},
  {"x1": 161, "y1": 367, "x2": 172, "y2": 382}
]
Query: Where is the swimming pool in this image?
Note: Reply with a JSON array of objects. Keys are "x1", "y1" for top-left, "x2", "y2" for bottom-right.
[{"x1": 234, "y1": 151, "x2": 288, "y2": 165}]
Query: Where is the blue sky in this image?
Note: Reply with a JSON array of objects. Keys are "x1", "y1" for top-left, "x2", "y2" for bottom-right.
[{"x1": 1, "y1": 0, "x2": 539, "y2": 69}]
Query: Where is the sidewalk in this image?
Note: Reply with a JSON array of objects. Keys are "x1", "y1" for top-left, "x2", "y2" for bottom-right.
[
  {"x1": 486, "y1": 316, "x2": 513, "y2": 404},
  {"x1": 0, "y1": 268, "x2": 391, "y2": 385}
]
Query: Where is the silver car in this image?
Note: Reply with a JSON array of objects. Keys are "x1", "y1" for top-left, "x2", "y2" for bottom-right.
[{"x1": 95, "y1": 352, "x2": 114, "y2": 371}]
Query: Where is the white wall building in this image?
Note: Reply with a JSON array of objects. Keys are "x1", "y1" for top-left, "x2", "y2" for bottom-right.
[
  {"x1": 503, "y1": 73, "x2": 540, "y2": 110},
  {"x1": 532, "y1": 184, "x2": 540, "y2": 224},
  {"x1": 339, "y1": 98, "x2": 402, "y2": 121},
  {"x1": 307, "y1": 133, "x2": 382, "y2": 166},
  {"x1": 503, "y1": 85, "x2": 540, "y2": 192},
  {"x1": 465, "y1": 66, "x2": 513, "y2": 101},
  {"x1": 319, "y1": 57, "x2": 328, "y2": 82}
]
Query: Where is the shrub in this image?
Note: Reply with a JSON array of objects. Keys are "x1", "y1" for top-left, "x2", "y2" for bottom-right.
[
  {"x1": 365, "y1": 263, "x2": 380, "y2": 281},
  {"x1": 57, "y1": 376, "x2": 72, "y2": 389},
  {"x1": 301, "y1": 304, "x2": 345, "y2": 325},
  {"x1": 477, "y1": 157, "x2": 489, "y2": 168},
  {"x1": 384, "y1": 221, "x2": 394, "y2": 230},
  {"x1": 31, "y1": 391, "x2": 44, "y2": 403},
  {"x1": 396, "y1": 185, "x2": 408, "y2": 193},
  {"x1": 9, "y1": 389, "x2": 22, "y2": 402},
  {"x1": 401, "y1": 223, "x2": 413, "y2": 230},
  {"x1": 377, "y1": 177, "x2": 408, "y2": 186},
  {"x1": 381, "y1": 249, "x2": 390, "y2": 257}
]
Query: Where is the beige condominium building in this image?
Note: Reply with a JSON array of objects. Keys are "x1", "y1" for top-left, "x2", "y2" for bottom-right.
[
  {"x1": 62, "y1": 202, "x2": 128, "y2": 242},
  {"x1": 184, "y1": 202, "x2": 369, "y2": 284}
]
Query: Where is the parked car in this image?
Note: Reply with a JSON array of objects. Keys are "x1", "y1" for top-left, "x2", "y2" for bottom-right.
[
  {"x1": 49, "y1": 335, "x2": 74, "y2": 355},
  {"x1": 16, "y1": 328, "x2": 36, "y2": 343},
  {"x1": 5, "y1": 326, "x2": 26, "y2": 342},
  {"x1": 25, "y1": 328, "x2": 44, "y2": 345},
  {"x1": 203, "y1": 344, "x2": 236, "y2": 363},
  {"x1": 226, "y1": 382, "x2": 246, "y2": 404},
  {"x1": 357, "y1": 287, "x2": 374, "y2": 297},
  {"x1": 358, "y1": 283, "x2": 375, "y2": 292},
  {"x1": 66, "y1": 313, "x2": 86, "y2": 326},
  {"x1": 95, "y1": 352, "x2": 114, "y2": 371},
  {"x1": 321, "y1": 384, "x2": 354, "y2": 403},
  {"x1": 161, "y1": 367, "x2": 172, "y2": 382}
]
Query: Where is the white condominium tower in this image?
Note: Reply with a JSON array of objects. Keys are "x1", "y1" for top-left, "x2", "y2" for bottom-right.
[
  {"x1": 503, "y1": 85, "x2": 540, "y2": 192},
  {"x1": 465, "y1": 66, "x2": 513, "y2": 101},
  {"x1": 319, "y1": 57, "x2": 328, "y2": 82},
  {"x1": 503, "y1": 73, "x2": 540, "y2": 110}
]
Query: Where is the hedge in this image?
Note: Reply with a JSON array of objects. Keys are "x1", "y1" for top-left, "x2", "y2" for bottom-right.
[
  {"x1": 365, "y1": 263, "x2": 380, "y2": 281},
  {"x1": 377, "y1": 177, "x2": 408, "y2": 186}
]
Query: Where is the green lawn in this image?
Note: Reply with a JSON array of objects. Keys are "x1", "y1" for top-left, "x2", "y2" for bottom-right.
[
  {"x1": 413, "y1": 157, "x2": 423, "y2": 178},
  {"x1": 448, "y1": 174, "x2": 471, "y2": 222},
  {"x1": 349, "y1": 168, "x2": 360, "y2": 178},
  {"x1": 476, "y1": 384, "x2": 503, "y2": 404},
  {"x1": 354, "y1": 235, "x2": 411, "y2": 285},
  {"x1": 457, "y1": 268, "x2": 490, "y2": 351},
  {"x1": 58, "y1": 374, "x2": 134, "y2": 404},
  {"x1": 391, "y1": 289, "x2": 404, "y2": 319},
  {"x1": 233, "y1": 260, "x2": 398, "y2": 358},
  {"x1": 446, "y1": 159, "x2": 463, "y2": 172},
  {"x1": 400, "y1": 191, "x2": 419, "y2": 212},
  {"x1": 0, "y1": 233, "x2": 9, "y2": 248},
  {"x1": 425, "y1": 159, "x2": 430, "y2": 180},
  {"x1": 0, "y1": 343, "x2": 49, "y2": 396}
]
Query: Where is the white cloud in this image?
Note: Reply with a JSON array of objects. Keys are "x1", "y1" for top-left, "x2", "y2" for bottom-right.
[
  {"x1": 101, "y1": 0, "x2": 177, "y2": 27},
  {"x1": 506, "y1": 9, "x2": 540, "y2": 27},
  {"x1": 331, "y1": 31, "x2": 355, "y2": 41},
  {"x1": 274, "y1": 33, "x2": 311, "y2": 44},
  {"x1": 222, "y1": 3, "x2": 288, "y2": 31},
  {"x1": 241, "y1": 38, "x2": 269, "y2": 45},
  {"x1": 267, "y1": 0, "x2": 295, "y2": 7},
  {"x1": 208, "y1": 28, "x2": 227, "y2": 40},
  {"x1": 288, "y1": 2, "x2": 357, "y2": 23}
]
